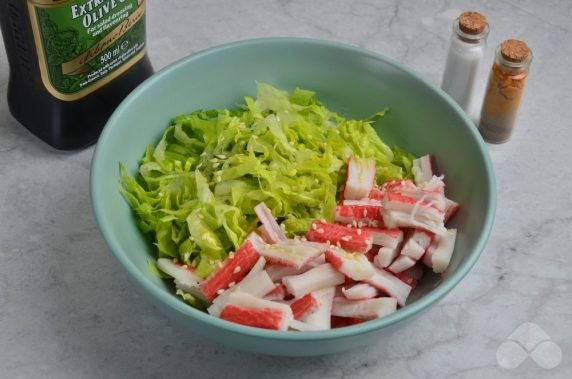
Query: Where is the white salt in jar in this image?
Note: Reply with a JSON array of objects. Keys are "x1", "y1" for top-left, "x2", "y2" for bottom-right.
[{"x1": 441, "y1": 11, "x2": 489, "y2": 115}]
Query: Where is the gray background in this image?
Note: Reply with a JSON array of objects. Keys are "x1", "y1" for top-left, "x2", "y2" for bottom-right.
[{"x1": 1, "y1": 1, "x2": 571, "y2": 378}]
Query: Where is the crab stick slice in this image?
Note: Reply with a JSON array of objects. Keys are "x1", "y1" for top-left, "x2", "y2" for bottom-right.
[
  {"x1": 207, "y1": 256, "x2": 268, "y2": 316},
  {"x1": 400, "y1": 230, "x2": 434, "y2": 260},
  {"x1": 383, "y1": 192, "x2": 445, "y2": 222},
  {"x1": 343, "y1": 157, "x2": 376, "y2": 200},
  {"x1": 282, "y1": 263, "x2": 345, "y2": 299},
  {"x1": 363, "y1": 267, "x2": 412, "y2": 306},
  {"x1": 249, "y1": 236, "x2": 327, "y2": 269},
  {"x1": 157, "y1": 258, "x2": 209, "y2": 303},
  {"x1": 373, "y1": 246, "x2": 399, "y2": 268},
  {"x1": 444, "y1": 198, "x2": 460, "y2": 224},
  {"x1": 306, "y1": 221, "x2": 373, "y2": 253},
  {"x1": 382, "y1": 209, "x2": 447, "y2": 236},
  {"x1": 199, "y1": 239, "x2": 260, "y2": 301},
  {"x1": 254, "y1": 202, "x2": 287, "y2": 243},
  {"x1": 412, "y1": 155, "x2": 433, "y2": 185},
  {"x1": 361, "y1": 227, "x2": 404, "y2": 249},
  {"x1": 301, "y1": 286, "x2": 336, "y2": 330},
  {"x1": 421, "y1": 175, "x2": 446, "y2": 195},
  {"x1": 335, "y1": 204, "x2": 383, "y2": 226},
  {"x1": 342, "y1": 283, "x2": 379, "y2": 300},
  {"x1": 220, "y1": 292, "x2": 293, "y2": 331},
  {"x1": 207, "y1": 268, "x2": 275, "y2": 317},
  {"x1": 157, "y1": 258, "x2": 203, "y2": 285},
  {"x1": 325, "y1": 247, "x2": 375, "y2": 281},
  {"x1": 331, "y1": 297, "x2": 397, "y2": 319},
  {"x1": 387, "y1": 255, "x2": 416, "y2": 274},
  {"x1": 290, "y1": 293, "x2": 319, "y2": 320},
  {"x1": 423, "y1": 229, "x2": 457, "y2": 273},
  {"x1": 381, "y1": 178, "x2": 447, "y2": 211}
]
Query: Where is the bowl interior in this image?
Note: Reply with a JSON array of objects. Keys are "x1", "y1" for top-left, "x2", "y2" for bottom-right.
[{"x1": 91, "y1": 38, "x2": 495, "y2": 344}]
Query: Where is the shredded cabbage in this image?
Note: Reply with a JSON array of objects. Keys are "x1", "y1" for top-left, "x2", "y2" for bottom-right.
[{"x1": 120, "y1": 83, "x2": 414, "y2": 277}]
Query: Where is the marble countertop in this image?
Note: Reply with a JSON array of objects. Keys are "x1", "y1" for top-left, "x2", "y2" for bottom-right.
[{"x1": 1, "y1": 0, "x2": 570, "y2": 378}]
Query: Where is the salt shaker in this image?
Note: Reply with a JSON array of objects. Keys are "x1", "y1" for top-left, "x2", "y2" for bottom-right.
[
  {"x1": 441, "y1": 11, "x2": 489, "y2": 114},
  {"x1": 478, "y1": 40, "x2": 533, "y2": 143}
]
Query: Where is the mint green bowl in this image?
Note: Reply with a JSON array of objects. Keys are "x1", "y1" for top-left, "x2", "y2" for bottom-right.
[{"x1": 90, "y1": 38, "x2": 496, "y2": 356}]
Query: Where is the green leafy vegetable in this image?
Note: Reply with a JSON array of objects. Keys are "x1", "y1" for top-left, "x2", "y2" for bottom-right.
[{"x1": 120, "y1": 83, "x2": 414, "y2": 277}]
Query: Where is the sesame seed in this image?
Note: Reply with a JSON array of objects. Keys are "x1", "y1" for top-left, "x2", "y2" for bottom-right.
[
  {"x1": 341, "y1": 236, "x2": 352, "y2": 241},
  {"x1": 352, "y1": 220, "x2": 358, "y2": 227},
  {"x1": 364, "y1": 210, "x2": 368, "y2": 217},
  {"x1": 317, "y1": 228, "x2": 325, "y2": 234},
  {"x1": 233, "y1": 266, "x2": 241, "y2": 274},
  {"x1": 210, "y1": 158, "x2": 219, "y2": 163},
  {"x1": 346, "y1": 224, "x2": 353, "y2": 228},
  {"x1": 320, "y1": 218, "x2": 327, "y2": 223},
  {"x1": 217, "y1": 289, "x2": 224, "y2": 295},
  {"x1": 182, "y1": 265, "x2": 188, "y2": 269},
  {"x1": 326, "y1": 240, "x2": 331, "y2": 245},
  {"x1": 216, "y1": 154, "x2": 227, "y2": 160},
  {"x1": 216, "y1": 176, "x2": 222, "y2": 183},
  {"x1": 217, "y1": 262, "x2": 223, "y2": 268},
  {"x1": 357, "y1": 229, "x2": 362, "y2": 235},
  {"x1": 301, "y1": 237, "x2": 307, "y2": 241},
  {"x1": 336, "y1": 241, "x2": 341, "y2": 247},
  {"x1": 229, "y1": 252, "x2": 235, "y2": 259},
  {"x1": 212, "y1": 162, "x2": 220, "y2": 169},
  {"x1": 312, "y1": 223, "x2": 318, "y2": 230},
  {"x1": 228, "y1": 281, "x2": 236, "y2": 287}
]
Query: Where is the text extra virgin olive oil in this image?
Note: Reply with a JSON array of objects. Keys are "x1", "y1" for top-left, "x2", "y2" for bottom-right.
[{"x1": 0, "y1": 0, "x2": 153, "y2": 150}]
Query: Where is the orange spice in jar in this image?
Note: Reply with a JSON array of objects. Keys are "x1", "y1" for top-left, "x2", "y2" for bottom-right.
[{"x1": 478, "y1": 39, "x2": 533, "y2": 143}]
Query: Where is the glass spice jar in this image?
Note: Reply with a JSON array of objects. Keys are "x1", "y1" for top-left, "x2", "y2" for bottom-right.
[
  {"x1": 441, "y1": 11, "x2": 489, "y2": 114},
  {"x1": 478, "y1": 39, "x2": 533, "y2": 143}
]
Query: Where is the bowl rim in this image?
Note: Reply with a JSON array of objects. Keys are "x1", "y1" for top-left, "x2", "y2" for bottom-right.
[{"x1": 90, "y1": 36, "x2": 496, "y2": 341}]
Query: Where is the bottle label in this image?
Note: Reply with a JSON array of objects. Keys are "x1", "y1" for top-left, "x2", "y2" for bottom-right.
[{"x1": 27, "y1": 0, "x2": 147, "y2": 101}]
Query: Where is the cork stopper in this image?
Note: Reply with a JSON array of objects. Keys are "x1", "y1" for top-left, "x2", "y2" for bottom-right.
[
  {"x1": 458, "y1": 11, "x2": 487, "y2": 35},
  {"x1": 500, "y1": 39, "x2": 530, "y2": 62}
]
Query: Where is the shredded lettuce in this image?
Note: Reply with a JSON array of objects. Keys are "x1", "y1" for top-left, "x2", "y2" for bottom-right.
[{"x1": 120, "y1": 83, "x2": 414, "y2": 277}]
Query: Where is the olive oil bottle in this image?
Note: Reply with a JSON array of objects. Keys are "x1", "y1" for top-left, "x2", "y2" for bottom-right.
[{"x1": 0, "y1": 0, "x2": 153, "y2": 150}]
